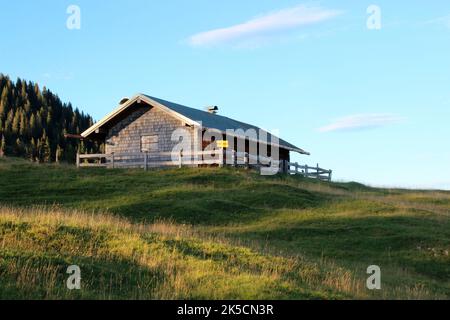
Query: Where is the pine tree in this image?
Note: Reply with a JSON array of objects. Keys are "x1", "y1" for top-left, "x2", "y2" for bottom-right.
[
  {"x1": 19, "y1": 110, "x2": 27, "y2": 137},
  {"x1": 0, "y1": 75, "x2": 99, "y2": 162},
  {"x1": 46, "y1": 110, "x2": 52, "y2": 127},
  {"x1": 24, "y1": 101, "x2": 31, "y2": 114},
  {"x1": 35, "y1": 112, "x2": 43, "y2": 136},
  {"x1": 0, "y1": 87, "x2": 8, "y2": 120},
  {"x1": 0, "y1": 99, "x2": 5, "y2": 121},
  {"x1": 0, "y1": 135, "x2": 5, "y2": 157},
  {"x1": 56, "y1": 145, "x2": 63, "y2": 163},
  {"x1": 12, "y1": 110, "x2": 20, "y2": 135},
  {"x1": 65, "y1": 144, "x2": 75, "y2": 163},
  {"x1": 15, "y1": 138, "x2": 24, "y2": 156},
  {"x1": 30, "y1": 113, "x2": 37, "y2": 136},
  {"x1": 36, "y1": 137, "x2": 43, "y2": 162},
  {"x1": 79, "y1": 140, "x2": 86, "y2": 154},
  {"x1": 43, "y1": 135, "x2": 51, "y2": 162},
  {"x1": 5, "y1": 109, "x2": 13, "y2": 134},
  {"x1": 30, "y1": 138, "x2": 37, "y2": 161}
]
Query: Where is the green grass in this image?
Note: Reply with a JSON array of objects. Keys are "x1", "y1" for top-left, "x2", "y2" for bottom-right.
[{"x1": 0, "y1": 157, "x2": 449, "y2": 299}]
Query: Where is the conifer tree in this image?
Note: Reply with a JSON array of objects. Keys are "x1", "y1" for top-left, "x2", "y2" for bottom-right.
[
  {"x1": 36, "y1": 137, "x2": 43, "y2": 162},
  {"x1": 19, "y1": 110, "x2": 27, "y2": 137},
  {"x1": 0, "y1": 88, "x2": 8, "y2": 119},
  {"x1": 56, "y1": 145, "x2": 63, "y2": 163},
  {"x1": 30, "y1": 138, "x2": 37, "y2": 161},
  {"x1": 43, "y1": 135, "x2": 51, "y2": 162},
  {"x1": 30, "y1": 113, "x2": 37, "y2": 136},
  {"x1": 12, "y1": 110, "x2": 20, "y2": 135},
  {"x1": 0, "y1": 74, "x2": 99, "y2": 162},
  {"x1": 15, "y1": 138, "x2": 24, "y2": 155},
  {"x1": 0, "y1": 135, "x2": 5, "y2": 157}
]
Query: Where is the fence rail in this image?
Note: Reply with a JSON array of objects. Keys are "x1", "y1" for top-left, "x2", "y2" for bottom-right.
[
  {"x1": 286, "y1": 162, "x2": 332, "y2": 182},
  {"x1": 77, "y1": 151, "x2": 332, "y2": 181}
]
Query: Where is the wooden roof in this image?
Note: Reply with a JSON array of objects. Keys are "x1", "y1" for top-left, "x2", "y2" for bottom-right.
[{"x1": 81, "y1": 94, "x2": 309, "y2": 155}]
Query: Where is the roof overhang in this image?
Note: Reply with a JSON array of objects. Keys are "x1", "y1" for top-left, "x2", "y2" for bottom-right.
[
  {"x1": 203, "y1": 127, "x2": 310, "y2": 155},
  {"x1": 81, "y1": 94, "x2": 310, "y2": 155},
  {"x1": 81, "y1": 94, "x2": 199, "y2": 139}
]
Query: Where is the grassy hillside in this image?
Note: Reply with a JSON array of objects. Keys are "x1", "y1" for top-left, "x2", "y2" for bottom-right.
[{"x1": 0, "y1": 157, "x2": 449, "y2": 299}]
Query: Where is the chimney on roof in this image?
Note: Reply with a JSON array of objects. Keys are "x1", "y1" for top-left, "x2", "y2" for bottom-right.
[
  {"x1": 119, "y1": 97, "x2": 130, "y2": 105},
  {"x1": 206, "y1": 106, "x2": 219, "y2": 114}
]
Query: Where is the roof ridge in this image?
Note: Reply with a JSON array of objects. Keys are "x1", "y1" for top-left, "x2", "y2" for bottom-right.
[{"x1": 145, "y1": 95, "x2": 265, "y2": 130}]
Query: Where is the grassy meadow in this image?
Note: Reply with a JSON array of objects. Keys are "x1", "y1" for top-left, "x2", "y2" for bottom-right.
[{"x1": 0, "y1": 157, "x2": 449, "y2": 299}]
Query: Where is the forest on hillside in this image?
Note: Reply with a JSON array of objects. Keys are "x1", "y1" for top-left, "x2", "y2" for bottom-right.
[{"x1": 0, "y1": 74, "x2": 100, "y2": 162}]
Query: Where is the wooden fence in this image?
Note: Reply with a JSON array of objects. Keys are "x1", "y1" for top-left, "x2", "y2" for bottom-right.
[
  {"x1": 285, "y1": 162, "x2": 332, "y2": 182},
  {"x1": 77, "y1": 150, "x2": 225, "y2": 169},
  {"x1": 76, "y1": 150, "x2": 332, "y2": 181},
  {"x1": 77, "y1": 150, "x2": 269, "y2": 169}
]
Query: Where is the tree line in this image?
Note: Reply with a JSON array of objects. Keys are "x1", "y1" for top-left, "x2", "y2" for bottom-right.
[{"x1": 0, "y1": 74, "x2": 101, "y2": 162}]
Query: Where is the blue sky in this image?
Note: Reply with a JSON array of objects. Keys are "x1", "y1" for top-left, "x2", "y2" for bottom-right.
[{"x1": 1, "y1": 1, "x2": 450, "y2": 189}]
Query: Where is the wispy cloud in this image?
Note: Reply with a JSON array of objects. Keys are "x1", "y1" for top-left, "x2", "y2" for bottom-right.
[
  {"x1": 318, "y1": 113, "x2": 404, "y2": 133},
  {"x1": 187, "y1": 5, "x2": 342, "y2": 47},
  {"x1": 423, "y1": 14, "x2": 450, "y2": 29}
]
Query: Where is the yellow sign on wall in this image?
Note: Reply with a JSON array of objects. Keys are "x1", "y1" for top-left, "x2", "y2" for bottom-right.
[{"x1": 216, "y1": 140, "x2": 229, "y2": 149}]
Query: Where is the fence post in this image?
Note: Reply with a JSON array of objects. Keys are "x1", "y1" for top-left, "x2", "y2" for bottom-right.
[
  {"x1": 329, "y1": 170, "x2": 332, "y2": 182},
  {"x1": 232, "y1": 150, "x2": 237, "y2": 167},
  {"x1": 317, "y1": 163, "x2": 320, "y2": 179},
  {"x1": 219, "y1": 149, "x2": 224, "y2": 168},
  {"x1": 295, "y1": 163, "x2": 299, "y2": 174},
  {"x1": 144, "y1": 152, "x2": 148, "y2": 171},
  {"x1": 305, "y1": 164, "x2": 308, "y2": 178},
  {"x1": 179, "y1": 150, "x2": 183, "y2": 168},
  {"x1": 76, "y1": 153, "x2": 80, "y2": 168},
  {"x1": 245, "y1": 153, "x2": 249, "y2": 170}
]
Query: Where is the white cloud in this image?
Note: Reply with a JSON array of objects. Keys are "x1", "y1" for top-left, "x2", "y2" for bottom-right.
[
  {"x1": 423, "y1": 14, "x2": 450, "y2": 29},
  {"x1": 318, "y1": 113, "x2": 404, "y2": 133},
  {"x1": 187, "y1": 5, "x2": 342, "y2": 47}
]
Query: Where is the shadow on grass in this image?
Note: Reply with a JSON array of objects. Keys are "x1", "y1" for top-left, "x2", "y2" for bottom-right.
[
  {"x1": 0, "y1": 250, "x2": 166, "y2": 300},
  {"x1": 227, "y1": 213, "x2": 450, "y2": 284},
  {"x1": 107, "y1": 183, "x2": 329, "y2": 224},
  {"x1": 1, "y1": 162, "x2": 332, "y2": 224}
]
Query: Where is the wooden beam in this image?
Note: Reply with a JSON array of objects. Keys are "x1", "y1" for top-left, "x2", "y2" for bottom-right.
[
  {"x1": 95, "y1": 128, "x2": 107, "y2": 134},
  {"x1": 65, "y1": 133, "x2": 84, "y2": 140}
]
